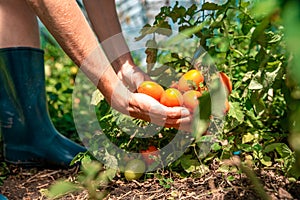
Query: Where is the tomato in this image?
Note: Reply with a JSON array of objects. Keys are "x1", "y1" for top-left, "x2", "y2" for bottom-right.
[
  {"x1": 124, "y1": 159, "x2": 146, "y2": 181},
  {"x1": 224, "y1": 99, "x2": 230, "y2": 113},
  {"x1": 141, "y1": 145, "x2": 159, "y2": 165},
  {"x1": 178, "y1": 69, "x2": 204, "y2": 92},
  {"x1": 137, "y1": 81, "x2": 164, "y2": 101},
  {"x1": 160, "y1": 88, "x2": 183, "y2": 107},
  {"x1": 183, "y1": 90, "x2": 202, "y2": 111},
  {"x1": 219, "y1": 72, "x2": 232, "y2": 94}
]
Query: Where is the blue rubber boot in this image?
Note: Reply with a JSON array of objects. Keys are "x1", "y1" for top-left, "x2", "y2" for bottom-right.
[
  {"x1": 0, "y1": 47, "x2": 86, "y2": 167},
  {"x1": 0, "y1": 194, "x2": 7, "y2": 200}
]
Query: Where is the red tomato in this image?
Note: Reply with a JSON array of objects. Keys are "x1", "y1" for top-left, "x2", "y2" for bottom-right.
[
  {"x1": 141, "y1": 146, "x2": 159, "y2": 165},
  {"x1": 224, "y1": 99, "x2": 230, "y2": 113},
  {"x1": 219, "y1": 72, "x2": 232, "y2": 94}
]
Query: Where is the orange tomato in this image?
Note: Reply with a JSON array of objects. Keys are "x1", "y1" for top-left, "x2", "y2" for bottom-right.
[
  {"x1": 178, "y1": 69, "x2": 204, "y2": 92},
  {"x1": 160, "y1": 88, "x2": 183, "y2": 107},
  {"x1": 137, "y1": 81, "x2": 164, "y2": 101},
  {"x1": 183, "y1": 90, "x2": 202, "y2": 111},
  {"x1": 219, "y1": 72, "x2": 232, "y2": 94}
]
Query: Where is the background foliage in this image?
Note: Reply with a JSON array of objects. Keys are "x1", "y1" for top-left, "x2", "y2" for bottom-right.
[
  {"x1": 37, "y1": 0, "x2": 300, "y2": 197},
  {"x1": 43, "y1": 0, "x2": 300, "y2": 175}
]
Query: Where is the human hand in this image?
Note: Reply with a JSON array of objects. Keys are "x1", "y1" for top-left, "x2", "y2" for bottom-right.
[
  {"x1": 117, "y1": 61, "x2": 151, "y2": 92},
  {"x1": 110, "y1": 87, "x2": 192, "y2": 132},
  {"x1": 130, "y1": 93, "x2": 192, "y2": 132}
]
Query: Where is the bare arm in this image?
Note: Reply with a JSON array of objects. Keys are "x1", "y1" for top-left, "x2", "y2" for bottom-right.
[
  {"x1": 26, "y1": 0, "x2": 128, "y2": 104},
  {"x1": 25, "y1": 0, "x2": 192, "y2": 131},
  {"x1": 83, "y1": 0, "x2": 150, "y2": 91}
]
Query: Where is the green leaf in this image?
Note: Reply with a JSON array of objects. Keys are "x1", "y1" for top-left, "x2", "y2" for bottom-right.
[
  {"x1": 180, "y1": 155, "x2": 200, "y2": 173},
  {"x1": 156, "y1": 21, "x2": 172, "y2": 36},
  {"x1": 55, "y1": 82, "x2": 62, "y2": 91},
  {"x1": 194, "y1": 91, "x2": 212, "y2": 131},
  {"x1": 172, "y1": 5, "x2": 186, "y2": 19},
  {"x1": 197, "y1": 91, "x2": 211, "y2": 119},
  {"x1": 238, "y1": 143, "x2": 252, "y2": 152},
  {"x1": 161, "y1": 25, "x2": 204, "y2": 48},
  {"x1": 227, "y1": 175, "x2": 235, "y2": 181},
  {"x1": 242, "y1": 133, "x2": 255, "y2": 144},
  {"x1": 135, "y1": 24, "x2": 157, "y2": 41},
  {"x1": 250, "y1": 92, "x2": 265, "y2": 116},
  {"x1": 228, "y1": 102, "x2": 244, "y2": 122},
  {"x1": 211, "y1": 142, "x2": 222, "y2": 151},
  {"x1": 98, "y1": 168, "x2": 117, "y2": 183},
  {"x1": 263, "y1": 65, "x2": 281, "y2": 88},
  {"x1": 253, "y1": 144, "x2": 262, "y2": 152},
  {"x1": 249, "y1": 79, "x2": 263, "y2": 90},
  {"x1": 186, "y1": 4, "x2": 198, "y2": 16},
  {"x1": 277, "y1": 143, "x2": 293, "y2": 158},
  {"x1": 263, "y1": 143, "x2": 284, "y2": 153},
  {"x1": 201, "y1": 2, "x2": 223, "y2": 11},
  {"x1": 47, "y1": 181, "x2": 80, "y2": 199},
  {"x1": 250, "y1": 17, "x2": 270, "y2": 48},
  {"x1": 261, "y1": 155, "x2": 272, "y2": 167},
  {"x1": 81, "y1": 159, "x2": 103, "y2": 180}
]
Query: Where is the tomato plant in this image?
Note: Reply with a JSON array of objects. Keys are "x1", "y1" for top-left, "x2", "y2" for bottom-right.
[{"x1": 134, "y1": 0, "x2": 296, "y2": 178}]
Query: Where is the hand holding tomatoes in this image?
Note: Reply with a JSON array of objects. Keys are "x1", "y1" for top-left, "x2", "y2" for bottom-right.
[
  {"x1": 128, "y1": 92, "x2": 192, "y2": 131},
  {"x1": 137, "y1": 69, "x2": 232, "y2": 115}
]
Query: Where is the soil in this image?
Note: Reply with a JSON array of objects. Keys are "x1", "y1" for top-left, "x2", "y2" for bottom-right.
[{"x1": 0, "y1": 162, "x2": 299, "y2": 200}]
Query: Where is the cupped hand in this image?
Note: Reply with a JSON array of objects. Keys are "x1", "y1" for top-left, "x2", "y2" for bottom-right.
[{"x1": 127, "y1": 93, "x2": 192, "y2": 132}]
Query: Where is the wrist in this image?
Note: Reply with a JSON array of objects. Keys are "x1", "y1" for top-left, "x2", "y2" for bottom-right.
[{"x1": 111, "y1": 53, "x2": 136, "y2": 78}]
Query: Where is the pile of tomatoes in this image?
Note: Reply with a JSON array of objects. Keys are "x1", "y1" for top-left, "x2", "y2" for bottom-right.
[{"x1": 137, "y1": 69, "x2": 232, "y2": 113}]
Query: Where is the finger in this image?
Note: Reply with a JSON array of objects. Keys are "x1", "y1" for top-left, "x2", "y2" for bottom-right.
[
  {"x1": 165, "y1": 107, "x2": 190, "y2": 119},
  {"x1": 164, "y1": 116, "x2": 192, "y2": 131}
]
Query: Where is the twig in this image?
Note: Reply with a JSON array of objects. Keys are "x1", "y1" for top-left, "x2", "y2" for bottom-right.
[{"x1": 117, "y1": 191, "x2": 132, "y2": 200}]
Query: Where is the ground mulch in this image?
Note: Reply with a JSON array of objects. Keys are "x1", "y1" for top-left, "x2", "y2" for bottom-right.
[{"x1": 0, "y1": 162, "x2": 299, "y2": 200}]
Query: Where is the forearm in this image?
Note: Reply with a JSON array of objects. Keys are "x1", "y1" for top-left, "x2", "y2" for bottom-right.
[
  {"x1": 83, "y1": 0, "x2": 135, "y2": 73},
  {"x1": 26, "y1": 0, "x2": 98, "y2": 67},
  {"x1": 25, "y1": 0, "x2": 131, "y2": 110}
]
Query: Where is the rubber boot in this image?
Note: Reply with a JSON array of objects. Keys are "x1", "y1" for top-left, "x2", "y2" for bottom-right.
[{"x1": 0, "y1": 47, "x2": 86, "y2": 167}]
